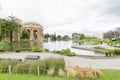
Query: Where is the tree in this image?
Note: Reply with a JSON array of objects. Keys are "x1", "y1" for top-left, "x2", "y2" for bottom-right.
[
  {"x1": 79, "y1": 34, "x2": 85, "y2": 40},
  {"x1": 0, "y1": 19, "x2": 6, "y2": 41},
  {"x1": 62, "y1": 35, "x2": 71, "y2": 41},
  {"x1": 7, "y1": 16, "x2": 21, "y2": 42},
  {"x1": 21, "y1": 30, "x2": 30, "y2": 39},
  {"x1": 50, "y1": 33, "x2": 56, "y2": 41},
  {"x1": 103, "y1": 31, "x2": 115, "y2": 39},
  {"x1": 44, "y1": 33, "x2": 50, "y2": 38},
  {"x1": 0, "y1": 16, "x2": 21, "y2": 42},
  {"x1": 57, "y1": 35, "x2": 62, "y2": 41}
]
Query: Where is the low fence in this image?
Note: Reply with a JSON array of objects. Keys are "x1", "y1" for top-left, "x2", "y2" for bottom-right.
[{"x1": 1, "y1": 65, "x2": 53, "y2": 76}]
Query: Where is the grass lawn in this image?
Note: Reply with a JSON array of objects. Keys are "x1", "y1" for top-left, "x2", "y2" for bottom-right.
[
  {"x1": 96, "y1": 69, "x2": 120, "y2": 80},
  {"x1": 0, "y1": 69, "x2": 120, "y2": 80}
]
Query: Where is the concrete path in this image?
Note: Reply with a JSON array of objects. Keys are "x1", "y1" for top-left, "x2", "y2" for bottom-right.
[{"x1": 0, "y1": 52, "x2": 120, "y2": 70}]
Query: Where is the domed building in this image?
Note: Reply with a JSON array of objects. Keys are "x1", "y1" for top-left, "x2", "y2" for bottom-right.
[
  {"x1": 2, "y1": 17, "x2": 43, "y2": 42},
  {"x1": 11, "y1": 18, "x2": 43, "y2": 42},
  {"x1": 22, "y1": 21, "x2": 43, "y2": 41}
]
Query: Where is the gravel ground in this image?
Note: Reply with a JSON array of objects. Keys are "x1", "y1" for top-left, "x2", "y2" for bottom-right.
[{"x1": 0, "y1": 52, "x2": 120, "y2": 70}]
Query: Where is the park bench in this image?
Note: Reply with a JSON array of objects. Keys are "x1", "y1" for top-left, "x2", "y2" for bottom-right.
[{"x1": 25, "y1": 55, "x2": 40, "y2": 61}]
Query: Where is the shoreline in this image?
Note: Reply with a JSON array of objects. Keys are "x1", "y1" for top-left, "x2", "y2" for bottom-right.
[{"x1": 72, "y1": 45, "x2": 106, "y2": 53}]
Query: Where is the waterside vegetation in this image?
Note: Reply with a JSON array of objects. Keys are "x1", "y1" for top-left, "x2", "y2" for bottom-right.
[{"x1": 53, "y1": 48, "x2": 76, "y2": 56}]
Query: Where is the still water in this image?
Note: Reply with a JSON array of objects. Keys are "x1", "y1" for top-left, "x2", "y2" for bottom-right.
[
  {"x1": 43, "y1": 41, "x2": 104, "y2": 56},
  {"x1": 8, "y1": 41, "x2": 104, "y2": 56}
]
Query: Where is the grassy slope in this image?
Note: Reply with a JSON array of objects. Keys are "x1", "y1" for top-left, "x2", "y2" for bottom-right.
[{"x1": 0, "y1": 70, "x2": 120, "y2": 80}]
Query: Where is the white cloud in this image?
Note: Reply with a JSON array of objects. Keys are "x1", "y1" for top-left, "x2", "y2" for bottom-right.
[{"x1": 0, "y1": 0, "x2": 120, "y2": 36}]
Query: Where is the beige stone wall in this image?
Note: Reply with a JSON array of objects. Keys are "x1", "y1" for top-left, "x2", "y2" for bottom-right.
[
  {"x1": 22, "y1": 22, "x2": 43, "y2": 42},
  {"x1": 11, "y1": 20, "x2": 43, "y2": 42}
]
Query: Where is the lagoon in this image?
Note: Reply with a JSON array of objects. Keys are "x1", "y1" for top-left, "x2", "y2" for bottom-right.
[
  {"x1": 6, "y1": 40, "x2": 104, "y2": 56},
  {"x1": 43, "y1": 41, "x2": 104, "y2": 56}
]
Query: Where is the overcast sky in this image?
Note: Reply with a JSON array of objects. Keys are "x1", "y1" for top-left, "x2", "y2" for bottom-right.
[{"x1": 0, "y1": 0, "x2": 120, "y2": 36}]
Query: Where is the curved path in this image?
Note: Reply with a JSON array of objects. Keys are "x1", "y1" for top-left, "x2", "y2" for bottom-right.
[{"x1": 0, "y1": 52, "x2": 120, "y2": 70}]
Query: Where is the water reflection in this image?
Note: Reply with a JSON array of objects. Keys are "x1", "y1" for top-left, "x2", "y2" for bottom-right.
[
  {"x1": 7, "y1": 41, "x2": 43, "y2": 51},
  {"x1": 8, "y1": 41, "x2": 104, "y2": 56},
  {"x1": 43, "y1": 41, "x2": 104, "y2": 56}
]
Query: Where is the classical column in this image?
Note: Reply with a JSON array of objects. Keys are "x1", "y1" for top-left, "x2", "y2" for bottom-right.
[
  {"x1": 30, "y1": 28, "x2": 33, "y2": 40},
  {"x1": 38, "y1": 28, "x2": 43, "y2": 42},
  {"x1": 36, "y1": 30, "x2": 38, "y2": 41}
]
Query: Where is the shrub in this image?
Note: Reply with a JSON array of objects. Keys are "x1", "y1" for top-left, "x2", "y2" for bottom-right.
[
  {"x1": 0, "y1": 41, "x2": 9, "y2": 52},
  {"x1": 53, "y1": 50, "x2": 61, "y2": 54},
  {"x1": 94, "y1": 46, "x2": 105, "y2": 50},
  {"x1": 32, "y1": 46, "x2": 44, "y2": 52},
  {"x1": 16, "y1": 48, "x2": 32, "y2": 52},
  {"x1": 105, "y1": 50, "x2": 114, "y2": 56},
  {"x1": 15, "y1": 49, "x2": 21, "y2": 52},
  {"x1": 45, "y1": 48, "x2": 49, "y2": 52},
  {"x1": 0, "y1": 49, "x2": 5, "y2": 52},
  {"x1": 105, "y1": 49, "x2": 120, "y2": 56},
  {"x1": 114, "y1": 49, "x2": 120, "y2": 55},
  {"x1": 0, "y1": 41, "x2": 8, "y2": 47},
  {"x1": 53, "y1": 48, "x2": 76, "y2": 56}
]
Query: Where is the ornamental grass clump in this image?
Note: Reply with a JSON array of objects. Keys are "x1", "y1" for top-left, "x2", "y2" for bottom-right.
[
  {"x1": 13, "y1": 61, "x2": 30, "y2": 74},
  {"x1": 0, "y1": 59, "x2": 20, "y2": 73},
  {"x1": 45, "y1": 57, "x2": 65, "y2": 75},
  {"x1": 28, "y1": 61, "x2": 46, "y2": 75},
  {"x1": 0, "y1": 60, "x2": 9, "y2": 73},
  {"x1": 47, "y1": 67, "x2": 55, "y2": 76},
  {"x1": 65, "y1": 66, "x2": 103, "y2": 79},
  {"x1": 76, "y1": 71, "x2": 85, "y2": 79},
  {"x1": 85, "y1": 71, "x2": 95, "y2": 79},
  {"x1": 58, "y1": 68, "x2": 66, "y2": 77},
  {"x1": 64, "y1": 67, "x2": 76, "y2": 78},
  {"x1": 95, "y1": 69, "x2": 103, "y2": 77}
]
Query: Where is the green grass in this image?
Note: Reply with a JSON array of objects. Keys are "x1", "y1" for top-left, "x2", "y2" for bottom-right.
[
  {"x1": 0, "y1": 74, "x2": 77, "y2": 80},
  {"x1": 0, "y1": 69, "x2": 120, "y2": 80},
  {"x1": 96, "y1": 69, "x2": 120, "y2": 80}
]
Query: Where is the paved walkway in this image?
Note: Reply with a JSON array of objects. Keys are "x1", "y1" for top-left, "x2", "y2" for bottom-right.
[{"x1": 0, "y1": 52, "x2": 120, "y2": 70}]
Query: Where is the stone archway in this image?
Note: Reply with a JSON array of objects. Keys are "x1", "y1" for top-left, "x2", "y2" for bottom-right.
[
  {"x1": 33, "y1": 30, "x2": 38, "y2": 39},
  {"x1": 22, "y1": 21, "x2": 43, "y2": 41},
  {"x1": 27, "y1": 29, "x2": 30, "y2": 34}
]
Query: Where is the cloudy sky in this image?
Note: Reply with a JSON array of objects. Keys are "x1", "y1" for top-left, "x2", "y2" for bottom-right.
[{"x1": 0, "y1": 0, "x2": 120, "y2": 36}]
